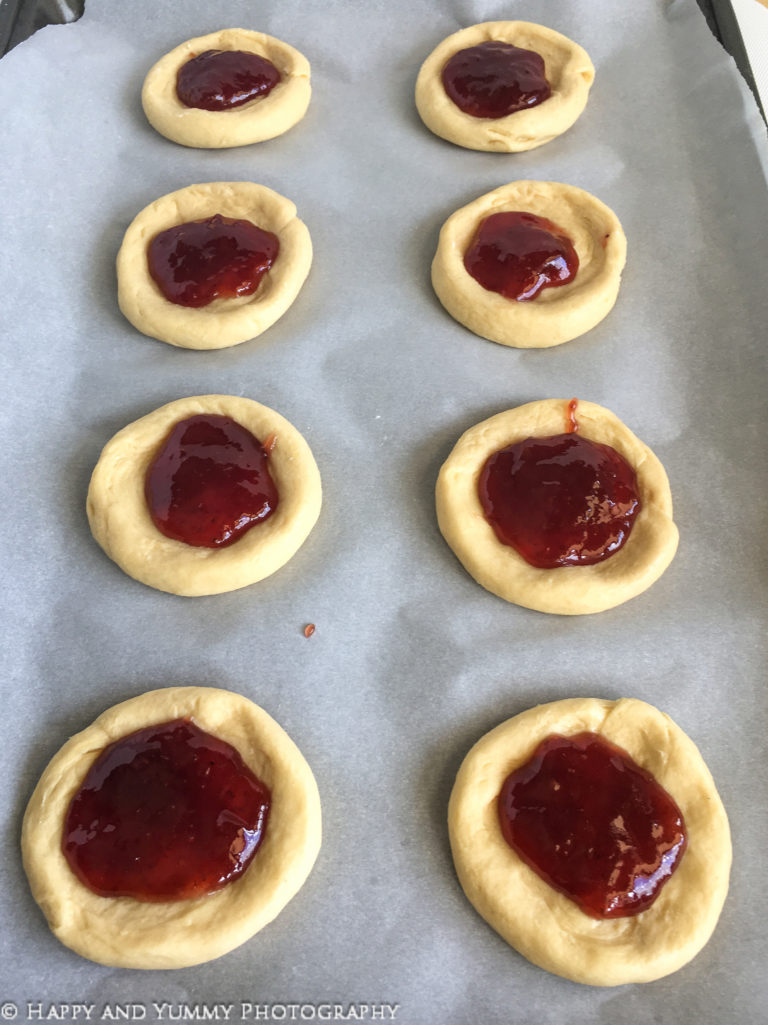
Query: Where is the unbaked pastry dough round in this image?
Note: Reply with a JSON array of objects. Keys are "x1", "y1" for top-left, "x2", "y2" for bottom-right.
[
  {"x1": 142, "y1": 29, "x2": 311, "y2": 148},
  {"x1": 415, "y1": 22, "x2": 594, "y2": 152},
  {"x1": 117, "y1": 182, "x2": 312, "y2": 350},
  {"x1": 436, "y1": 399, "x2": 678, "y2": 615},
  {"x1": 448, "y1": 697, "x2": 731, "y2": 986},
  {"x1": 432, "y1": 181, "x2": 626, "y2": 348},
  {"x1": 87, "y1": 395, "x2": 322, "y2": 596},
  {"x1": 22, "y1": 686, "x2": 322, "y2": 970}
]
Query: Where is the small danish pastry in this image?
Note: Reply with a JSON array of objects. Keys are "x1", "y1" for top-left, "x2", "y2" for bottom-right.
[
  {"x1": 415, "y1": 22, "x2": 593, "y2": 152},
  {"x1": 142, "y1": 29, "x2": 311, "y2": 148},
  {"x1": 436, "y1": 399, "x2": 678, "y2": 614},
  {"x1": 432, "y1": 181, "x2": 626, "y2": 348}
]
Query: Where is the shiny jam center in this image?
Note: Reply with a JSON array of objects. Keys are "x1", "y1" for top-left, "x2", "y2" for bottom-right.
[
  {"x1": 464, "y1": 211, "x2": 579, "y2": 301},
  {"x1": 62, "y1": 718, "x2": 271, "y2": 902},
  {"x1": 498, "y1": 732, "x2": 687, "y2": 918},
  {"x1": 478, "y1": 432, "x2": 641, "y2": 569},
  {"x1": 441, "y1": 40, "x2": 550, "y2": 119},
  {"x1": 145, "y1": 414, "x2": 279, "y2": 549},
  {"x1": 176, "y1": 49, "x2": 281, "y2": 110},
  {"x1": 147, "y1": 214, "x2": 279, "y2": 309}
]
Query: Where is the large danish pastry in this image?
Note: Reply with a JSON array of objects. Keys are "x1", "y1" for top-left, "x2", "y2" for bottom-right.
[
  {"x1": 22, "y1": 687, "x2": 322, "y2": 969},
  {"x1": 448, "y1": 697, "x2": 731, "y2": 986}
]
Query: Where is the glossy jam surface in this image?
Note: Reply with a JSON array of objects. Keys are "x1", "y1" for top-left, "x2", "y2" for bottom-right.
[
  {"x1": 478, "y1": 432, "x2": 641, "y2": 568},
  {"x1": 145, "y1": 414, "x2": 279, "y2": 548},
  {"x1": 442, "y1": 41, "x2": 550, "y2": 119},
  {"x1": 147, "y1": 214, "x2": 279, "y2": 309},
  {"x1": 498, "y1": 732, "x2": 687, "y2": 918},
  {"x1": 176, "y1": 49, "x2": 281, "y2": 111},
  {"x1": 464, "y1": 211, "x2": 578, "y2": 302},
  {"x1": 63, "y1": 719, "x2": 271, "y2": 902}
]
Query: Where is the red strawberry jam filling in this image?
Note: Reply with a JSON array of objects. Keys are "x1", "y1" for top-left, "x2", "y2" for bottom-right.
[
  {"x1": 464, "y1": 211, "x2": 578, "y2": 301},
  {"x1": 176, "y1": 49, "x2": 281, "y2": 111},
  {"x1": 478, "y1": 426, "x2": 640, "y2": 569},
  {"x1": 442, "y1": 41, "x2": 550, "y2": 119},
  {"x1": 148, "y1": 214, "x2": 279, "y2": 308},
  {"x1": 145, "y1": 414, "x2": 279, "y2": 548},
  {"x1": 63, "y1": 718, "x2": 271, "y2": 902},
  {"x1": 498, "y1": 732, "x2": 687, "y2": 918}
]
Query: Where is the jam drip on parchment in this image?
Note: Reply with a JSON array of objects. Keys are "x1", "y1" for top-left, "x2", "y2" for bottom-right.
[
  {"x1": 63, "y1": 718, "x2": 271, "y2": 902},
  {"x1": 498, "y1": 731, "x2": 687, "y2": 918},
  {"x1": 176, "y1": 49, "x2": 281, "y2": 111},
  {"x1": 148, "y1": 214, "x2": 279, "y2": 309},
  {"x1": 478, "y1": 430, "x2": 641, "y2": 569},
  {"x1": 442, "y1": 41, "x2": 550, "y2": 119},
  {"x1": 464, "y1": 211, "x2": 578, "y2": 302},
  {"x1": 145, "y1": 414, "x2": 279, "y2": 548}
]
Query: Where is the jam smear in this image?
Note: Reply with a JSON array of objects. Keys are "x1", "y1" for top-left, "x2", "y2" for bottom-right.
[
  {"x1": 478, "y1": 432, "x2": 641, "y2": 568},
  {"x1": 442, "y1": 41, "x2": 550, "y2": 119},
  {"x1": 148, "y1": 214, "x2": 279, "y2": 309},
  {"x1": 566, "y1": 397, "x2": 579, "y2": 433},
  {"x1": 63, "y1": 718, "x2": 271, "y2": 902},
  {"x1": 464, "y1": 211, "x2": 578, "y2": 302},
  {"x1": 498, "y1": 732, "x2": 687, "y2": 918},
  {"x1": 145, "y1": 414, "x2": 279, "y2": 548},
  {"x1": 176, "y1": 49, "x2": 281, "y2": 111}
]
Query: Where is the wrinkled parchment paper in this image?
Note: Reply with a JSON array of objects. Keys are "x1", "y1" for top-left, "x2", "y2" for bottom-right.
[{"x1": 1, "y1": 1, "x2": 767, "y2": 1022}]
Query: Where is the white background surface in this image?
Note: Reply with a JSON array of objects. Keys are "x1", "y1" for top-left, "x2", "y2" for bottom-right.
[
  {"x1": 1, "y1": 1, "x2": 767, "y2": 1022},
  {"x1": 733, "y1": 0, "x2": 768, "y2": 111}
]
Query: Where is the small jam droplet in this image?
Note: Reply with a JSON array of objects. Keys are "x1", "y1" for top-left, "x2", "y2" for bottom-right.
[
  {"x1": 176, "y1": 49, "x2": 281, "y2": 111},
  {"x1": 498, "y1": 732, "x2": 687, "y2": 918},
  {"x1": 442, "y1": 40, "x2": 550, "y2": 119},
  {"x1": 145, "y1": 414, "x2": 279, "y2": 548},
  {"x1": 62, "y1": 718, "x2": 271, "y2": 902},
  {"x1": 148, "y1": 214, "x2": 279, "y2": 309},
  {"x1": 478, "y1": 432, "x2": 641, "y2": 568},
  {"x1": 464, "y1": 211, "x2": 578, "y2": 302},
  {"x1": 303, "y1": 623, "x2": 316, "y2": 638}
]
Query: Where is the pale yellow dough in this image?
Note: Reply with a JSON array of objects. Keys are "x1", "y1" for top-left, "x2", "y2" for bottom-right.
[
  {"x1": 448, "y1": 698, "x2": 731, "y2": 986},
  {"x1": 435, "y1": 400, "x2": 678, "y2": 615},
  {"x1": 142, "y1": 29, "x2": 311, "y2": 148},
  {"x1": 86, "y1": 395, "x2": 322, "y2": 596},
  {"x1": 432, "y1": 181, "x2": 626, "y2": 348},
  {"x1": 415, "y1": 22, "x2": 594, "y2": 152},
  {"x1": 117, "y1": 182, "x2": 312, "y2": 350},
  {"x1": 21, "y1": 687, "x2": 322, "y2": 970}
]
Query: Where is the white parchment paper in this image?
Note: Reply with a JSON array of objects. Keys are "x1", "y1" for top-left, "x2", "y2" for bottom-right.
[{"x1": 1, "y1": 1, "x2": 767, "y2": 1022}]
